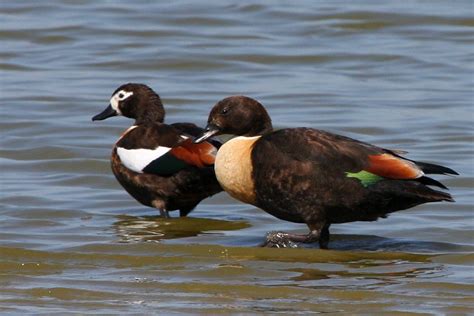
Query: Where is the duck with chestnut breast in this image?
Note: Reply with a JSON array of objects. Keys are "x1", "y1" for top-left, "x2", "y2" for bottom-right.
[
  {"x1": 92, "y1": 83, "x2": 222, "y2": 218},
  {"x1": 194, "y1": 96, "x2": 458, "y2": 249}
]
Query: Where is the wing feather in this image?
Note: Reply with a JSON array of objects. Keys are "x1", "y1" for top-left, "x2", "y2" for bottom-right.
[
  {"x1": 367, "y1": 153, "x2": 424, "y2": 179},
  {"x1": 169, "y1": 139, "x2": 217, "y2": 168},
  {"x1": 117, "y1": 146, "x2": 171, "y2": 173}
]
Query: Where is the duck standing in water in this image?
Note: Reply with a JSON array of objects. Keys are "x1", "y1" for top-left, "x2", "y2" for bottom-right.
[
  {"x1": 92, "y1": 83, "x2": 222, "y2": 218},
  {"x1": 195, "y1": 96, "x2": 457, "y2": 249}
]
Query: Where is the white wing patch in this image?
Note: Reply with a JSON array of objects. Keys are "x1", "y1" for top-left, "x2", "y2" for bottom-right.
[
  {"x1": 117, "y1": 146, "x2": 171, "y2": 173},
  {"x1": 110, "y1": 90, "x2": 134, "y2": 115}
]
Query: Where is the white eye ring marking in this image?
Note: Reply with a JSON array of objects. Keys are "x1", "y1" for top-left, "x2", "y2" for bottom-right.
[{"x1": 110, "y1": 90, "x2": 133, "y2": 115}]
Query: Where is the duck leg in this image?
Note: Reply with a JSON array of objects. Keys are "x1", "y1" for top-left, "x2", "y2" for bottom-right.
[
  {"x1": 262, "y1": 223, "x2": 330, "y2": 249},
  {"x1": 179, "y1": 205, "x2": 196, "y2": 217},
  {"x1": 152, "y1": 200, "x2": 170, "y2": 218},
  {"x1": 159, "y1": 209, "x2": 170, "y2": 218},
  {"x1": 179, "y1": 209, "x2": 190, "y2": 217},
  {"x1": 318, "y1": 224, "x2": 331, "y2": 249}
]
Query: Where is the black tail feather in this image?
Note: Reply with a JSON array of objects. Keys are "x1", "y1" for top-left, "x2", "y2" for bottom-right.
[
  {"x1": 417, "y1": 176, "x2": 449, "y2": 190},
  {"x1": 424, "y1": 187, "x2": 455, "y2": 203},
  {"x1": 385, "y1": 150, "x2": 458, "y2": 175},
  {"x1": 416, "y1": 161, "x2": 459, "y2": 175}
]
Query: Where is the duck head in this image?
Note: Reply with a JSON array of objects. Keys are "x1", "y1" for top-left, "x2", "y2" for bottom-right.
[
  {"x1": 194, "y1": 96, "x2": 273, "y2": 143},
  {"x1": 92, "y1": 83, "x2": 165, "y2": 124}
]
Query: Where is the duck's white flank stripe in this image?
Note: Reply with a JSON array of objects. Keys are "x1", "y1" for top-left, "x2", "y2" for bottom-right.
[{"x1": 117, "y1": 146, "x2": 171, "y2": 173}]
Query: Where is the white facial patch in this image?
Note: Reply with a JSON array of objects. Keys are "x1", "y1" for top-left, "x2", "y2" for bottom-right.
[
  {"x1": 110, "y1": 90, "x2": 134, "y2": 115},
  {"x1": 117, "y1": 146, "x2": 171, "y2": 173}
]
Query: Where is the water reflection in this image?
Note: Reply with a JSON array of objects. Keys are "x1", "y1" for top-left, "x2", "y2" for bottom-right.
[
  {"x1": 328, "y1": 234, "x2": 470, "y2": 252},
  {"x1": 1, "y1": 0, "x2": 472, "y2": 313},
  {"x1": 113, "y1": 215, "x2": 251, "y2": 243},
  {"x1": 113, "y1": 214, "x2": 472, "y2": 252},
  {"x1": 289, "y1": 262, "x2": 444, "y2": 286}
]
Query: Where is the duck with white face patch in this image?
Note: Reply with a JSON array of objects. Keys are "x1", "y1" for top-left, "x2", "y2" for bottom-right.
[{"x1": 92, "y1": 83, "x2": 222, "y2": 218}]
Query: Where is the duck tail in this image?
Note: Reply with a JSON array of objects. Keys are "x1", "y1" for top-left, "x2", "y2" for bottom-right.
[
  {"x1": 416, "y1": 161, "x2": 458, "y2": 176},
  {"x1": 420, "y1": 185, "x2": 455, "y2": 203},
  {"x1": 384, "y1": 150, "x2": 458, "y2": 176},
  {"x1": 416, "y1": 176, "x2": 449, "y2": 190}
]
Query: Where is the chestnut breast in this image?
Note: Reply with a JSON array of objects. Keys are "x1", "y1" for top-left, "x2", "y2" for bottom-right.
[{"x1": 214, "y1": 136, "x2": 260, "y2": 205}]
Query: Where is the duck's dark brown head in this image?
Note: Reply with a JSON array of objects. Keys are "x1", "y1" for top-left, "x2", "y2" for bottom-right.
[
  {"x1": 92, "y1": 83, "x2": 165, "y2": 124},
  {"x1": 194, "y1": 96, "x2": 273, "y2": 143}
]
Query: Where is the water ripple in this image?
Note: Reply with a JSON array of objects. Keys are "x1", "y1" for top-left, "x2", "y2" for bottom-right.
[{"x1": 1, "y1": 0, "x2": 473, "y2": 314}]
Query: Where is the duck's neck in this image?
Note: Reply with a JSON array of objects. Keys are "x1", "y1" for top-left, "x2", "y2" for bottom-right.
[
  {"x1": 243, "y1": 118, "x2": 273, "y2": 137},
  {"x1": 133, "y1": 92, "x2": 165, "y2": 125},
  {"x1": 134, "y1": 110, "x2": 165, "y2": 125}
]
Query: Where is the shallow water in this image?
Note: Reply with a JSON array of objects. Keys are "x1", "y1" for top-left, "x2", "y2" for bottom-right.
[{"x1": 1, "y1": 1, "x2": 473, "y2": 314}]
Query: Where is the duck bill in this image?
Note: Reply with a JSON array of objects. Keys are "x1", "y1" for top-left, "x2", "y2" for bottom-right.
[
  {"x1": 194, "y1": 124, "x2": 220, "y2": 143},
  {"x1": 92, "y1": 105, "x2": 117, "y2": 121}
]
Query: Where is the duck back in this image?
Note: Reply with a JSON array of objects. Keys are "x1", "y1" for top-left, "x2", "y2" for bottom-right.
[{"x1": 250, "y1": 128, "x2": 453, "y2": 224}]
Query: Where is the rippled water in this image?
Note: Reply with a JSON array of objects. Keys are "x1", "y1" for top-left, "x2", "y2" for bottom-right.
[{"x1": 1, "y1": 1, "x2": 473, "y2": 314}]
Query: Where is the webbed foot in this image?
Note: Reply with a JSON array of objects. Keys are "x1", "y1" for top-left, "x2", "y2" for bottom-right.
[
  {"x1": 261, "y1": 231, "x2": 300, "y2": 248},
  {"x1": 261, "y1": 224, "x2": 331, "y2": 249}
]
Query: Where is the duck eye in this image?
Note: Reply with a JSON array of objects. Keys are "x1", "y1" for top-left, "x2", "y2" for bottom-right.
[
  {"x1": 118, "y1": 93, "x2": 125, "y2": 99},
  {"x1": 221, "y1": 108, "x2": 229, "y2": 115}
]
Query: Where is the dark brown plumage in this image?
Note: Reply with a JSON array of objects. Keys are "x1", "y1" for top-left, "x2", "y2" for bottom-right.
[
  {"x1": 195, "y1": 96, "x2": 457, "y2": 249},
  {"x1": 92, "y1": 83, "x2": 222, "y2": 217}
]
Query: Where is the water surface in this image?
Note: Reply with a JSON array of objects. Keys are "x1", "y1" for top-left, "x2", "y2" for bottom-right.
[{"x1": 1, "y1": 1, "x2": 473, "y2": 314}]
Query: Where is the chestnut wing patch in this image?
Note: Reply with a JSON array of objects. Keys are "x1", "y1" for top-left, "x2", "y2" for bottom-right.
[
  {"x1": 366, "y1": 153, "x2": 423, "y2": 179},
  {"x1": 168, "y1": 139, "x2": 217, "y2": 167}
]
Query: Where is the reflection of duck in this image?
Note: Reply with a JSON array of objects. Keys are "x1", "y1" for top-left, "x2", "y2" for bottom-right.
[
  {"x1": 92, "y1": 83, "x2": 222, "y2": 218},
  {"x1": 290, "y1": 257, "x2": 440, "y2": 283},
  {"x1": 113, "y1": 215, "x2": 250, "y2": 243},
  {"x1": 195, "y1": 96, "x2": 458, "y2": 249}
]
